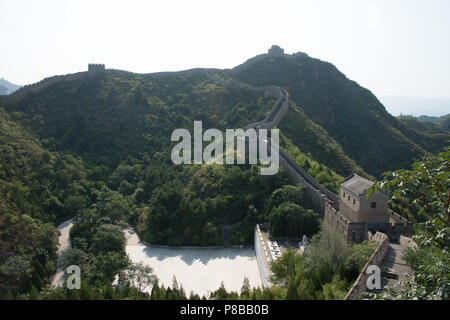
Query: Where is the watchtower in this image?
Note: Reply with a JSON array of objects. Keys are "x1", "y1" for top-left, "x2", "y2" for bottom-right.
[
  {"x1": 88, "y1": 64, "x2": 105, "y2": 74},
  {"x1": 268, "y1": 45, "x2": 284, "y2": 57},
  {"x1": 339, "y1": 174, "x2": 389, "y2": 223}
]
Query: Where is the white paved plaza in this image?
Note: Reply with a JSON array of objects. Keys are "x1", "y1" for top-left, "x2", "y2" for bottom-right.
[{"x1": 126, "y1": 243, "x2": 263, "y2": 297}]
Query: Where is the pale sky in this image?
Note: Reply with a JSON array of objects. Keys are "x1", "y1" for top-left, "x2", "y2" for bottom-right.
[{"x1": 1, "y1": 0, "x2": 450, "y2": 109}]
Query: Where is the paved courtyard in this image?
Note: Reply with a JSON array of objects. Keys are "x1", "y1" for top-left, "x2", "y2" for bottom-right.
[{"x1": 126, "y1": 244, "x2": 263, "y2": 297}]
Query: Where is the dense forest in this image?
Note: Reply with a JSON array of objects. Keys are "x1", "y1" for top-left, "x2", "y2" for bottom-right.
[{"x1": 0, "y1": 52, "x2": 448, "y2": 299}]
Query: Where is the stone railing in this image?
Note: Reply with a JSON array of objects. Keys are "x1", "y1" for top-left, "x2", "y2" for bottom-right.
[
  {"x1": 388, "y1": 209, "x2": 410, "y2": 224},
  {"x1": 254, "y1": 225, "x2": 273, "y2": 288},
  {"x1": 344, "y1": 232, "x2": 389, "y2": 300},
  {"x1": 399, "y1": 235, "x2": 418, "y2": 250}
]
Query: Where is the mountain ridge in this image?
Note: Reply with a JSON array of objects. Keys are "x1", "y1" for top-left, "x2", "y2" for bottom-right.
[
  {"x1": 1, "y1": 51, "x2": 448, "y2": 179},
  {"x1": 229, "y1": 52, "x2": 449, "y2": 176}
]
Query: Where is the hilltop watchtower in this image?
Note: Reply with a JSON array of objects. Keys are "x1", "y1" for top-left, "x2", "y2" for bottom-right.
[
  {"x1": 88, "y1": 64, "x2": 105, "y2": 74},
  {"x1": 268, "y1": 45, "x2": 284, "y2": 57}
]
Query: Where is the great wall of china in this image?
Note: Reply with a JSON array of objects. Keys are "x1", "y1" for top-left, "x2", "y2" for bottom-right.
[
  {"x1": 2, "y1": 53, "x2": 414, "y2": 298},
  {"x1": 205, "y1": 56, "x2": 414, "y2": 299}
]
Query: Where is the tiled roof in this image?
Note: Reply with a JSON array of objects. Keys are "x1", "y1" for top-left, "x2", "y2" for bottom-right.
[{"x1": 341, "y1": 174, "x2": 374, "y2": 195}]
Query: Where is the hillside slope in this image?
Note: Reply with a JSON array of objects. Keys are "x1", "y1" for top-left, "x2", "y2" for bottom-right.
[
  {"x1": 1, "y1": 52, "x2": 448, "y2": 297},
  {"x1": 1, "y1": 70, "x2": 272, "y2": 167},
  {"x1": 231, "y1": 53, "x2": 449, "y2": 177}
]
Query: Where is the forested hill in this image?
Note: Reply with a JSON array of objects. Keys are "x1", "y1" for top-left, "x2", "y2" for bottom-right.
[
  {"x1": 1, "y1": 51, "x2": 448, "y2": 298},
  {"x1": 231, "y1": 52, "x2": 449, "y2": 177},
  {"x1": 1, "y1": 52, "x2": 448, "y2": 180},
  {"x1": 1, "y1": 70, "x2": 272, "y2": 167},
  {"x1": 0, "y1": 67, "x2": 362, "y2": 182},
  {"x1": 398, "y1": 114, "x2": 450, "y2": 133}
]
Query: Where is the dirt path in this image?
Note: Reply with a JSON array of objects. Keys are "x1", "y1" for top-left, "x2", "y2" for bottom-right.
[
  {"x1": 51, "y1": 219, "x2": 73, "y2": 287},
  {"x1": 123, "y1": 227, "x2": 142, "y2": 246}
]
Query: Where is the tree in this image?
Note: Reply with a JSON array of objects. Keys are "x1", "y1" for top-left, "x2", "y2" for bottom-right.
[
  {"x1": 341, "y1": 241, "x2": 378, "y2": 282},
  {"x1": 88, "y1": 252, "x2": 130, "y2": 284},
  {"x1": 265, "y1": 185, "x2": 306, "y2": 214},
  {"x1": 240, "y1": 277, "x2": 251, "y2": 299},
  {"x1": 90, "y1": 224, "x2": 126, "y2": 255},
  {"x1": 370, "y1": 148, "x2": 449, "y2": 247},
  {"x1": 268, "y1": 202, "x2": 319, "y2": 237},
  {"x1": 119, "y1": 262, "x2": 157, "y2": 294},
  {"x1": 0, "y1": 255, "x2": 32, "y2": 298},
  {"x1": 59, "y1": 248, "x2": 90, "y2": 271},
  {"x1": 270, "y1": 249, "x2": 302, "y2": 284},
  {"x1": 303, "y1": 223, "x2": 349, "y2": 276},
  {"x1": 371, "y1": 149, "x2": 450, "y2": 300},
  {"x1": 319, "y1": 275, "x2": 347, "y2": 300}
]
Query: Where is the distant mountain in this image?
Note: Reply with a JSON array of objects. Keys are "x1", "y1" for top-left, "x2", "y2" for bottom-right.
[
  {"x1": 0, "y1": 85, "x2": 9, "y2": 95},
  {"x1": 397, "y1": 114, "x2": 450, "y2": 133},
  {"x1": 380, "y1": 95, "x2": 450, "y2": 117},
  {"x1": 0, "y1": 77, "x2": 22, "y2": 95},
  {"x1": 417, "y1": 114, "x2": 450, "y2": 124}
]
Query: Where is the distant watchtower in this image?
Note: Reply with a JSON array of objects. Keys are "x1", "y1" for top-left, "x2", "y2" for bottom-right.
[
  {"x1": 88, "y1": 63, "x2": 105, "y2": 74},
  {"x1": 268, "y1": 45, "x2": 284, "y2": 57}
]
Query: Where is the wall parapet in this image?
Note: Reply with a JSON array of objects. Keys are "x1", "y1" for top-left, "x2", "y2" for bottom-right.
[
  {"x1": 399, "y1": 235, "x2": 418, "y2": 250},
  {"x1": 388, "y1": 209, "x2": 410, "y2": 224},
  {"x1": 254, "y1": 225, "x2": 273, "y2": 288},
  {"x1": 344, "y1": 232, "x2": 389, "y2": 300}
]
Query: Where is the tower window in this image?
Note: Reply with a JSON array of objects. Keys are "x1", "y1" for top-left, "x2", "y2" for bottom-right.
[
  {"x1": 353, "y1": 199, "x2": 355, "y2": 205},
  {"x1": 371, "y1": 202, "x2": 376, "y2": 209},
  {"x1": 343, "y1": 192, "x2": 346, "y2": 198},
  {"x1": 348, "y1": 196, "x2": 350, "y2": 201}
]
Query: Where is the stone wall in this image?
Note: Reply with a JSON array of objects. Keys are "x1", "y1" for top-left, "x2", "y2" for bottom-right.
[
  {"x1": 207, "y1": 63, "x2": 413, "y2": 247},
  {"x1": 206, "y1": 66, "x2": 340, "y2": 219},
  {"x1": 366, "y1": 211, "x2": 413, "y2": 243},
  {"x1": 279, "y1": 149, "x2": 339, "y2": 205},
  {"x1": 254, "y1": 225, "x2": 272, "y2": 288},
  {"x1": 325, "y1": 202, "x2": 349, "y2": 233},
  {"x1": 324, "y1": 203, "x2": 368, "y2": 243},
  {"x1": 325, "y1": 198, "x2": 414, "y2": 244},
  {"x1": 255, "y1": 88, "x2": 289, "y2": 130},
  {"x1": 399, "y1": 235, "x2": 418, "y2": 250},
  {"x1": 278, "y1": 146, "x2": 339, "y2": 220},
  {"x1": 246, "y1": 87, "x2": 287, "y2": 130},
  {"x1": 344, "y1": 232, "x2": 389, "y2": 300},
  {"x1": 347, "y1": 223, "x2": 368, "y2": 243}
]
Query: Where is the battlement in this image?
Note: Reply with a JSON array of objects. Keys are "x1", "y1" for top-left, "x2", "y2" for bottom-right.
[
  {"x1": 324, "y1": 202, "x2": 413, "y2": 243},
  {"x1": 88, "y1": 63, "x2": 105, "y2": 73}
]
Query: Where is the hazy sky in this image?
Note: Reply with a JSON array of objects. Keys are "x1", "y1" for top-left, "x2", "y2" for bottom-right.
[{"x1": 1, "y1": 0, "x2": 450, "y2": 108}]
